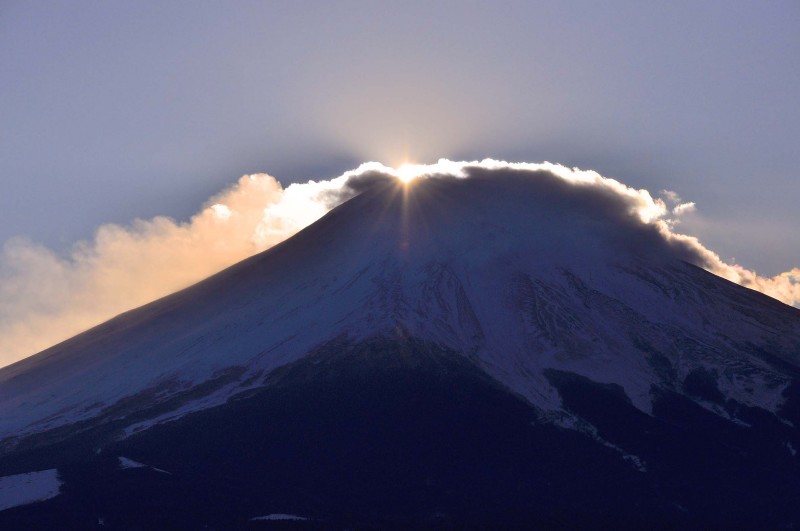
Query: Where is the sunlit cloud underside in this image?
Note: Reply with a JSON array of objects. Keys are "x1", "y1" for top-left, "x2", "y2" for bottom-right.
[{"x1": 0, "y1": 159, "x2": 798, "y2": 368}]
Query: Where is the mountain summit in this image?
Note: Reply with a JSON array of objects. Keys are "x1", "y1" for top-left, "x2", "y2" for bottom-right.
[{"x1": 1, "y1": 167, "x2": 799, "y2": 528}]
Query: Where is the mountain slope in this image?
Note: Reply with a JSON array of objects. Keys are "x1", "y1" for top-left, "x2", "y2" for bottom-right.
[{"x1": 1, "y1": 169, "x2": 799, "y2": 527}]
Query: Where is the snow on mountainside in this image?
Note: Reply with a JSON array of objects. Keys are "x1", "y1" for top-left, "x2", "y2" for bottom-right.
[
  {"x1": 1, "y1": 168, "x2": 799, "y2": 452},
  {"x1": 0, "y1": 469, "x2": 61, "y2": 512}
]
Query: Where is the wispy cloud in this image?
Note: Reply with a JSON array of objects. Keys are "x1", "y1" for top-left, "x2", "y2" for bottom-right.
[
  {"x1": 0, "y1": 171, "x2": 343, "y2": 366},
  {"x1": 1, "y1": 159, "x2": 797, "y2": 368}
]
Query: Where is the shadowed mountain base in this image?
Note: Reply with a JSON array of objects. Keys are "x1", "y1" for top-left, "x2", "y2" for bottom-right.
[{"x1": 1, "y1": 337, "x2": 798, "y2": 529}]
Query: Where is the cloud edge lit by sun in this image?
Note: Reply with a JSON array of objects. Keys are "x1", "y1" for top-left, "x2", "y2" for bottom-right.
[{"x1": 0, "y1": 158, "x2": 798, "y2": 369}]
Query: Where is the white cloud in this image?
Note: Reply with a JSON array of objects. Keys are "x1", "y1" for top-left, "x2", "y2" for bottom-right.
[
  {"x1": 659, "y1": 189, "x2": 697, "y2": 220},
  {"x1": 0, "y1": 172, "x2": 334, "y2": 366}
]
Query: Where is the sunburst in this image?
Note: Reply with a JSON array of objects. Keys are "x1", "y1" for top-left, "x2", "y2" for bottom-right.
[{"x1": 395, "y1": 163, "x2": 421, "y2": 184}]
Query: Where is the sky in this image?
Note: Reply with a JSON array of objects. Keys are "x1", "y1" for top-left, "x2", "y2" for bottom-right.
[{"x1": 1, "y1": 1, "x2": 799, "y2": 363}]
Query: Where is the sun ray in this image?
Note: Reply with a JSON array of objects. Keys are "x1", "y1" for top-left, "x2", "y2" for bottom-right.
[{"x1": 395, "y1": 163, "x2": 420, "y2": 184}]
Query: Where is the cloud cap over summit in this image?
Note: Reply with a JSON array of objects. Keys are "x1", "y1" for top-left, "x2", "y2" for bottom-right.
[{"x1": 0, "y1": 159, "x2": 797, "y2": 368}]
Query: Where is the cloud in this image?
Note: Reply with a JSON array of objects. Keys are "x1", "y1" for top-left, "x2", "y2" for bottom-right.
[
  {"x1": 1, "y1": 159, "x2": 798, "y2": 368},
  {"x1": 0, "y1": 171, "x2": 340, "y2": 367},
  {"x1": 660, "y1": 228, "x2": 800, "y2": 306},
  {"x1": 660, "y1": 190, "x2": 697, "y2": 219}
]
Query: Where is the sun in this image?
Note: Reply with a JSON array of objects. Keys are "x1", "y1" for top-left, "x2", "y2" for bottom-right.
[{"x1": 395, "y1": 163, "x2": 420, "y2": 184}]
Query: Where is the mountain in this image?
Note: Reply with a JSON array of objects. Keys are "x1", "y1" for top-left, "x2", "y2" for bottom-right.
[{"x1": 1, "y1": 169, "x2": 799, "y2": 529}]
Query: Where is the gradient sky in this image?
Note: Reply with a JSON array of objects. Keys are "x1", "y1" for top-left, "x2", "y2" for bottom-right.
[{"x1": 2, "y1": 1, "x2": 799, "y2": 277}]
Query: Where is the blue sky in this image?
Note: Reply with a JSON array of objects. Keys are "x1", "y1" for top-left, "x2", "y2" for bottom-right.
[{"x1": 2, "y1": 0, "x2": 799, "y2": 276}]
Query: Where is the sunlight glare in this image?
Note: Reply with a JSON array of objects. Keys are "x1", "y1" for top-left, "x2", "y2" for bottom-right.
[{"x1": 395, "y1": 163, "x2": 420, "y2": 184}]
